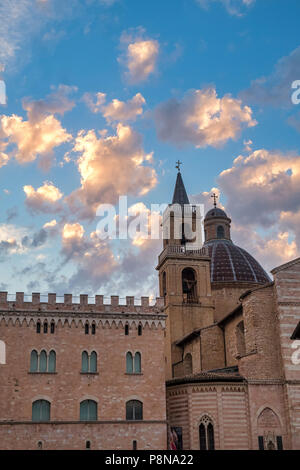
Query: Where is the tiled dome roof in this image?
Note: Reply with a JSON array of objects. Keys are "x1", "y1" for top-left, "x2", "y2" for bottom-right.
[
  {"x1": 205, "y1": 240, "x2": 270, "y2": 284},
  {"x1": 205, "y1": 208, "x2": 228, "y2": 219}
]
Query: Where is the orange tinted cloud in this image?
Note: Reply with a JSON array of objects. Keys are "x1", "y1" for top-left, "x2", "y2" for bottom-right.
[
  {"x1": 119, "y1": 29, "x2": 159, "y2": 84},
  {"x1": 67, "y1": 123, "x2": 157, "y2": 219},
  {"x1": 0, "y1": 85, "x2": 74, "y2": 169},
  {"x1": 155, "y1": 87, "x2": 257, "y2": 148},
  {"x1": 83, "y1": 92, "x2": 146, "y2": 122},
  {"x1": 24, "y1": 181, "x2": 63, "y2": 213}
]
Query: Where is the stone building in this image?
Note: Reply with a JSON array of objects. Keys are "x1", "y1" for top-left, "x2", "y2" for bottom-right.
[{"x1": 0, "y1": 170, "x2": 299, "y2": 449}]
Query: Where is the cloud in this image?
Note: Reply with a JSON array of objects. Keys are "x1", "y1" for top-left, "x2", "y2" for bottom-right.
[
  {"x1": 83, "y1": 92, "x2": 146, "y2": 122},
  {"x1": 5, "y1": 207, "x2": 18, "y2": 223},
  {"x1": 24, "y1": 181, "x2": 63, "y2": 213},
  {"x1": 155, "y1": 87, "x2": 257, "y2": 148},
  {"x1": 196, "y1": 0, "x2": 255, "y2": 16},
  {"x1": 119, "y1": 29, "x2": 159, "y2": 84},
  {"x1": 0, "y1": 86, "x2": 74, "y2": 169},
  {"x1": 66, "y1": 123, "x2": 157, "y2": 219},
  {"x1": 60, "y1": 224, "x2": 118, "y2": 292},
  {"x1": 0, "y1": 223, "x2": 28, "y2": 257},
  {"x1": 231, "y1": 224, "x2": 298, "y2": 272},
  {"x1": 241, "y1": 46, "x2": 300, "y2": 108},
  {"x1": 218, "y1": 148, "x2": 300, "y2": 227}
]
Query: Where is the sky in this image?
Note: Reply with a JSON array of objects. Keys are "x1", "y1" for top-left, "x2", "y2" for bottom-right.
[{"x1": 1, "y1": 0, "x2": 300, "y2": 301}]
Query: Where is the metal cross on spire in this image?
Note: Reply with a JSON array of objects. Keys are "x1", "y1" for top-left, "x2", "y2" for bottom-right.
[
  {"x1": 211, "y1": 192, "x2": 218, "y2": 208},
  {"x1": 175, "y1": 160, "x2": 182, "y2": 172}
]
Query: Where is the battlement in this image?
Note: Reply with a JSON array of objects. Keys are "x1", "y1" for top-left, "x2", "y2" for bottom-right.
[{"x1": 0, "y1": 292, "x2": 164, "y2": 314}]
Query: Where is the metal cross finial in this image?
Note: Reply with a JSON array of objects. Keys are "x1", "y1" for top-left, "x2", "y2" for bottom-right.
[
  {"x1": 211, "y1": 193, "x2": 218, "y2": 208},
  {"x1": 175, "y1": 160, "x2": 182, "y2": 172}
]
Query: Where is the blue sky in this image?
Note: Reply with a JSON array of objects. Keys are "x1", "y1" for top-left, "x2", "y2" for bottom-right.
[{"x1": 1, "y1": 0, "x2": 300, "y2": 299}]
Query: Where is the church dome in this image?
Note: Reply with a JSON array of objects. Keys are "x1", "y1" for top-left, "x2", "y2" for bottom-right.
[
  {"x1": 204, "y1": 239, "x2": 271, "y2": 284},
  {"x1": 205, "y1": 207, "x2": 228, "y2": 219}
]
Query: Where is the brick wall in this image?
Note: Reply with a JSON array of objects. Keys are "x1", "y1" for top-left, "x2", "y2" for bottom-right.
[{"x1": 0, "y1": 295, "x2": 167, "y2": 449}]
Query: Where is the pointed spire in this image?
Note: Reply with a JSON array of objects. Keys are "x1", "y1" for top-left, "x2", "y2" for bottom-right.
[{"x1": 172, "y1": 170, "x2": 190, "y2": 205}]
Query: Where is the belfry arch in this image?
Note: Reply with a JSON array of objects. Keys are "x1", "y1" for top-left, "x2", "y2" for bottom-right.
[{"x1": 182, "y1": 268, "x2": 197, "y2": 303}]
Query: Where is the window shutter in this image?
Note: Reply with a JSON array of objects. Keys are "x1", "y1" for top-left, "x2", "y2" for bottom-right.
[
  {"x1": 126, "y1": 352, "x2": 133, "y2": 373},
  {"x1": 88, "y1": 400, "x2": 97, "y2": 421},
  {"x1": 82, "y1": 351, "x2": 89, "y2": 373},
  {"x1": 90, "y1": 352, "x2": 97, "y2": 373},
  {"x1": 126, "y1": 401, "x2": 134, "y2": 420},
  {"x1": 134, "y1": 352, "x2": 141, "y2": 373},
  {"x1": 39, "y1": 350, "x2": 47, "y2": 372},
  {"x1": 41, "y1": 400, "x2": 50, "y2": 421},
  {"x1": 30, "y1": 350, "x2": 38, "y2": 372},
  {"x1": 134, "y1": 401, "x2": 143, "y2": 420},
  {"x1": 48, "y1": 350, "x2": 56, "y2": 373},
  {"x1": 80, "y1": 401, "x2": 88, "y2": 421}
]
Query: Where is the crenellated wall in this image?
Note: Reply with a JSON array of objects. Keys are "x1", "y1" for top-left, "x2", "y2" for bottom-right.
[{"x1": 0, "y1": 292, "x2": 167, "y2": 450}]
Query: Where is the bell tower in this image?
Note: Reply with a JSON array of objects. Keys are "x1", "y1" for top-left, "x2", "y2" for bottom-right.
[{"x1": 157, "y1": 165, "x2": 214, "y2": 380}]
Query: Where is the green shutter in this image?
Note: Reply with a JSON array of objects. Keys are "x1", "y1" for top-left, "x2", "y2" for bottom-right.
[
  {"x1": 90, "y1": 352, "x2": 97, "y2": 373},
  {"x1": 88, "y1": 400, "x2": 97, "y2": 421},
  {"x1": 82, "y1": 351, "x2": 89, "y2": 372},
  {"x1": 39, "y1": 350, "x2": 47, "y2": 372},
  {"x1": 48, "y1": 350, "x2": 56, "y2": 373},
  {"x1": 32, "y1": 400, "x2": 50, "y2": 422},
  {"x1": 30, "y1": 350, "x2": 38, "y2": 372},
  {"x1": 126, "y1": 401, "x2": 134, "y2": 420},
  {"x1": 134, "y1": 352, "x2": 141, "y2": 373},
  {"x1": 126, "y1": 352, "x2": 133, "y2": 373},
  {"x1": 41, "y1": 400, "x2": 50, "y2": 421},
  {"x1": 80, "y1": 400, "x2": 88, "y2": 420}
]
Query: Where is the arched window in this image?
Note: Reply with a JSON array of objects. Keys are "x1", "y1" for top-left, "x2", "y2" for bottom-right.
[
  {"x1": 184, "y1": 353, "x2": 193, "y2": 375},
  {"x1": 162, "y1": 271, "x2": 167, "y2": 300},
  {"x1": 236, "y1": 321, "x2": 246, "y2": 357},
  {"x1": 0, "y1": 340, "x2": 6, "y2": 365},
  {"x1": 138, "y1": 324, "x2": 142, "y2": 336},
  {"x1": 91, "y1": 323, "x2": 96, "y2": 335},
  {"x1": 30, "y1": 350, "x2": 38, "y2": 372},
  {"x1": 126, "y1": 352, "x2": 133, "y2": 373},
  {"x1": 43, "y1": 322, "x2": 48, "y2": 334},
  {"x1": 80, "y1": 400, "x2": 97, "y2": 421},
  {"x1": 32, "y1": 400, "x2": 50, "y2": 422},
  {"x1": 134, "y1": 352, "x2": 141, "y2": 373},
  {"x1": 126, "y1": 400, "x2": 143, "y2": 421},
  {"x1": 90, "y1": 351, "x2": 97, "y2": 373},
  {"x1": 36, "y1": 322, "x2": 41, "y2": 334},
  {"x1": 125, "y1": 324, "x2": 129, "y2": 336},
  {"x1": 85, "y1": 323, "x2": 89, "y2": 335},
  {"x1": 82, "y1": 351, "x2": 89, "y2": 373},
  {"x1": 39, "y1": 350, "x2": 47, "y2": 373},
  {"x1": 48, "y1": 350, "x2": 56, "y2": 373},
  {"x1": 199, "y1": 415, "x2": 215, "y2": 450},
  {"x1": 257, "y1": 407, "x2": 282, "y2": 450},
  {"x1": 50, "y1": 321, "x2": 55, "y2": 334},
  {"x1": 217, "y1": 225, "x2": 225, "y2": 239},
  {"x1": 182, "y1": 268, "x2": 197, "y2": 303}
]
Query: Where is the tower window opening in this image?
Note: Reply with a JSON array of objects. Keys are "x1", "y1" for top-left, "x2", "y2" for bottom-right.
[
  {"x1": 182, "y1": 268, "x2": 197, "y2": 303},
  {"x1": 217, "y1": 225, "x2": 225, "y2": 239}
]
